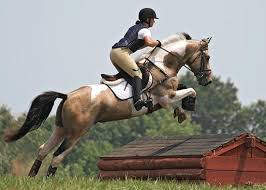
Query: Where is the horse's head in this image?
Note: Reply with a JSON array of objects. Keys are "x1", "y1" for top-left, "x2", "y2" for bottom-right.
[
  {"x1": 136, "y1": 33, "x2": 212, "y2": 86},
  {"x1": 186, "y1": 38, "x2": 212, "y2": 86}
]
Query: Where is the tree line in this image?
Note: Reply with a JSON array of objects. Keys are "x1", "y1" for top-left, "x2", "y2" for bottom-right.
[{"x1": 0, "y1": 72, "x2": 265, "y2": 176}]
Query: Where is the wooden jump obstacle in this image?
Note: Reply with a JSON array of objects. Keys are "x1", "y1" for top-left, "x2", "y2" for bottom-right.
[{"x1": 98, "y1": 133, "x2": 266, "y2": 185}]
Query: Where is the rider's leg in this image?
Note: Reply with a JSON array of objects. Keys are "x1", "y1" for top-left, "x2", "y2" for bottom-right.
[
  {"x1": 110, "y1": 48, "x2": 142, "y2": 78},
  {"x1": 110, "y1": 48, "x2": 148, "y2": 111},
  {"x1": 131, "y1": 76, "x2": 145, "y2": 111}
]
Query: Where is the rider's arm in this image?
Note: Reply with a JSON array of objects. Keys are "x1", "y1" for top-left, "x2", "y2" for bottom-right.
[
  {"x1": 138, "y1": 28, "x2": 161, "y2": 48},
  {"x1": 144, "y1": 36, "x2": 160, "y2": 47}
]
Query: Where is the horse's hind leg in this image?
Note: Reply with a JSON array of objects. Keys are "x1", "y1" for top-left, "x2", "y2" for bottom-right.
[
  {"x1": 28, "y1": 126, "x2": 65, "y2": 177},
  {"x1": 46, "y1": 116, "x2": 95, "y2": 177},
  {"x1": 46, "y1": 136, "x2": 81, "y2": 177}
]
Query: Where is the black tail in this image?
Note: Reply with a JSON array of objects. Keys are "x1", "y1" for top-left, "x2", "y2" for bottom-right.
[{"x1": 4, "y1": 91, "x2": 67, "y2": 142}]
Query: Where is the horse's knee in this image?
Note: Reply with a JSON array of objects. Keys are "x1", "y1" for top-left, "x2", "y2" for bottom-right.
[
  {"x1": 188, "y1": 88, "x2": 196, "y2": 97},
  {"x1": 50, "y1": 138, "x2": 76, "y2": 167},
  {"x1": 51, "y1": 145, "x2": 74, "y2": 167}
]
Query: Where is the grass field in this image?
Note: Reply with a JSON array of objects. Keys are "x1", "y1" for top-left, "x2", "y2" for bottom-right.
[{"x1": 0, "y1": 176, "x2": 265, "y2": 190}]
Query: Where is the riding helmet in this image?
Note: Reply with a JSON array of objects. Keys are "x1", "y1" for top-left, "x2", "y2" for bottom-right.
[{"x1": 139, "y1": 8, "x2": 159, "y2": 22}]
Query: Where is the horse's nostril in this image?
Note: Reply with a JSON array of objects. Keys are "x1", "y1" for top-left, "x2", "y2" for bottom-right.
[
  {"x1": 203, "y1": 80, "x2": 212, "y2": 86},
  {"x1": 206, "y1": 81, "x2": 212, "y2": 86}
]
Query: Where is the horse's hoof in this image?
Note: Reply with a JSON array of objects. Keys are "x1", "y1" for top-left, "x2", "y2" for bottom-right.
[
  {"x1": 178, "y1": 113, "x2": 187, "y2": 124},
  {"x1": 46, "y1": 165, "x2": 57, "y2": 177},
  {"x1": 173, "y1": 108, "x2": 187, "y2": 124}
]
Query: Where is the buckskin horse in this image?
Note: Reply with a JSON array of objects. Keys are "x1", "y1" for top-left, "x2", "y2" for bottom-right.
[{"x1": 4, "y1": 33, "x2": 212, "y2": 177}]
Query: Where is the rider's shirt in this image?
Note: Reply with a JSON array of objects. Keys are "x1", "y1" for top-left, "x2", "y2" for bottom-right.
[{"x1": 112, "y1": 22, "x2": 151, "y2": 53}]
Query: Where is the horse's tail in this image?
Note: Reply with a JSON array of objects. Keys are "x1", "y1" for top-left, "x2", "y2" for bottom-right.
[{"x1": 4, "y1": 91, "x2": 67, "y2": 142}]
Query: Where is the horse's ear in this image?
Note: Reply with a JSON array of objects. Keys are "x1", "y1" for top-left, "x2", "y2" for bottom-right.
[
  {"x1": 200, "y1": 38, "x2": 209, "y2": 50},
  {"x1": 207, "y1": 37, "x2": 212, "y2": 44},
  {"x1": 202, "y1": 37, "x2": 212, "y2": 44}
]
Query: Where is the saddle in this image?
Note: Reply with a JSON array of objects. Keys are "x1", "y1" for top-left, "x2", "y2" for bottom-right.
[
  {"x1": 101, "y1": 66, "x2": 150, "y2": 88},
  {"x1": 101, "y1": 72, "x2": 123, "y2": 82},
  {"x1": 100, "y1": 66, "x2": 153, "y2": 100}
]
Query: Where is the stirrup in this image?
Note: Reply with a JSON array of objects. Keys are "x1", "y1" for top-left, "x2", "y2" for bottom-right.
[
  {"x1": 134, "y1": 99, "x2": 145, "y2": 111},
  {"x1": 134, "y1": 99, "x2": 153, "y2": 111},
  {"x1": 145, "y1": 99, "x2": 153, "y2": 110}
]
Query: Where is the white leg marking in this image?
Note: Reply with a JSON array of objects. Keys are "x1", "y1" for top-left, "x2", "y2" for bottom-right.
[
  {"x1": 169, "y1": 88, "x2": 196, "y2": 107},
  {"x1": 157, "y1": 88, "x2": 196, "y2": 109}
]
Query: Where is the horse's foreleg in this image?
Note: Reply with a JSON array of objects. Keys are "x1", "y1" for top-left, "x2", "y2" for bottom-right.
[
  {"x1": 169, "y1": 88, "x2": 196, "y2": 104},
  {"x1": 156, "y1": 88, "x2": 196, "y2": 123},
  {"x1": 158, "y1": 88, "x2": 196, "y2": 108},
  {"x1": 173, "y1": 107, "x2": 187, "y2": 123},
  {"x1": 28, "y1": 126, "x2": 65, "y2": 177}
]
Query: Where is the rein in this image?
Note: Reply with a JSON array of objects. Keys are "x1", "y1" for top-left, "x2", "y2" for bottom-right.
[
  {"x1": 159, "y1": 46, "x2": 193, "y2": 72},
  {"x1": 142, "y1": 45, "x2": 191, "y2": 87}
]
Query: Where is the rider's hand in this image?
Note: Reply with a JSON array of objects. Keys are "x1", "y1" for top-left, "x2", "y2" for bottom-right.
[
  {"x1": 144, "y1": 36, "x2": 161, "y2": 47},
  {"x1": 156, "y1": 40, "x2": 161, "y2": 47}
]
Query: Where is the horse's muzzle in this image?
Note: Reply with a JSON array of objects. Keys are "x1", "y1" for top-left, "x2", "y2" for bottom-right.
[
  {"x1": 196, "y1": 72, "x2": 212, "y2": 86},
  {"x1": 203, "y1": 80, "x2": 212, "y2": 86}
]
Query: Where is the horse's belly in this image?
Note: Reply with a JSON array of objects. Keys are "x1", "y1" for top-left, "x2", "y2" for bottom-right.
[
  {"x1": 97, "y1": 102, "x2": 132, "y2": 122},
  {"x1": 88, "y1": 84, "x2": 147, "y2": 123}
]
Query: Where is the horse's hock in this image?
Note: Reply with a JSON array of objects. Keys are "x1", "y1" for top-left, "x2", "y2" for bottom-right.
[{"x1": 97, "y1": 133, "x2": 266, "y2": 185}]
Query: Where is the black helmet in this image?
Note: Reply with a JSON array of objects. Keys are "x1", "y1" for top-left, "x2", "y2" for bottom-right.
[{"x1": 139, "y1": 8, "x2": 159, "y2": 22}]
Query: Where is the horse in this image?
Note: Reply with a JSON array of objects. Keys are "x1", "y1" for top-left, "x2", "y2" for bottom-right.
[{"x1": 4, "y1": 33, "x2": 212, "y2": 177}]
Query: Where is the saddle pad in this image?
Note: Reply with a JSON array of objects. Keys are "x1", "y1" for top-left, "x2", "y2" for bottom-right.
[{"x1": 106, "y1": 80, "x2": 133, "y2": 100}]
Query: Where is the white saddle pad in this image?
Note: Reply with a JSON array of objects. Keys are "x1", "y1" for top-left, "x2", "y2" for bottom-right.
[
  {"x1": 106, "y1": 80, "x2": 133, "y2": 100},
  {"x1": 101, "y1": 74, "x2": 152, "y2": 100}
]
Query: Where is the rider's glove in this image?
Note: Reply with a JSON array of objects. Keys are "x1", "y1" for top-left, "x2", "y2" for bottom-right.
[{"x1": 156, "y1": 40, "x2": 162, "y2": 47}]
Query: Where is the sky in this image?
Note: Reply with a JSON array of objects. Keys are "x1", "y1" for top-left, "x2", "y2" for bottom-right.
[{"x1": 0, "y1": 0, "x2": 266, "y2": 114}]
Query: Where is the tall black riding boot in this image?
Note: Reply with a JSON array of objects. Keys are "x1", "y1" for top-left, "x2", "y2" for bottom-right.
[{"x1": 132, "y1": 76, "x2": 146, "y2": 111}]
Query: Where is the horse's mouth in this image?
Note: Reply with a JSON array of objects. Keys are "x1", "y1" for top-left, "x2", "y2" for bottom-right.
[
  {"x1": 201, "y1": 80, "x2": 212, "y2": 86},
  {"x1": 197, "y1": 72, "x2": 212, "y2": 86}
]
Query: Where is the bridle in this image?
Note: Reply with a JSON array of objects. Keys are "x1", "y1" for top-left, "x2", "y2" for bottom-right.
[
  {"x1": 187, "y1": 38, "x2": 212, "y2": 85},
  {"x1": 144, "y1": 37, "x2": 212, "y2": 86}
]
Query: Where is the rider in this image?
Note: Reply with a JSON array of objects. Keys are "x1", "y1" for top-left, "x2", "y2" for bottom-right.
[{"x1": 110, "y1": 8, "x2": 161, "y2": 111}]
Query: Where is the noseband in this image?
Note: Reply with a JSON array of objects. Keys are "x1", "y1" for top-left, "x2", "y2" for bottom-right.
[{"x1": 190, "y1": 43, "x2": 212, "y2": 86}]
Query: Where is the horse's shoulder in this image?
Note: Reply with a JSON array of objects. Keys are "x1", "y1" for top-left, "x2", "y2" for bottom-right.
[{"x1": 163, "y1": 77, "x2": 179, "y2": 89}]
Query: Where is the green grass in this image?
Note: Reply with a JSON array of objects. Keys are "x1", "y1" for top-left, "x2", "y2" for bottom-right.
[{"x1": 0, "y1": 176, "x2": 265, "y2": 190}]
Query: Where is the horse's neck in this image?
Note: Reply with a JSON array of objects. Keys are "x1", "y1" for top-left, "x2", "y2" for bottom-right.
[
  {"x1": 162, "y1": 40, "x2": 201, "y2": 73},
  {"x1": 135, "y1": 33, "x2": 187, "y2": 62},
  {"x1": 138, "y1": 45, "x2": 182, "y2": 88},
  {"x1": 180, "y1": 40, "x2": 200, "y2": 69},
  {"x1": 153, "y1": 41, "x2": 188, "y2": 75},
  {"x1": 137, "y1": 34, "x2": 191, "y2": 79}
]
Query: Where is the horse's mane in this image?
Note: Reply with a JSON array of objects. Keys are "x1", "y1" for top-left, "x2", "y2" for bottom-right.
[{"x1": 135, "y1": 32, "x2": 191, "y2": 62}]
